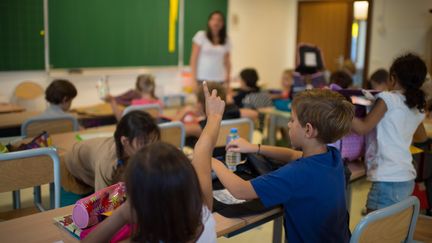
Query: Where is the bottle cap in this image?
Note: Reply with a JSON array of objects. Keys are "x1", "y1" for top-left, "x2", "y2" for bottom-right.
[{"x1": 230, "y1": 128, "x2": 238, "y2": 133}]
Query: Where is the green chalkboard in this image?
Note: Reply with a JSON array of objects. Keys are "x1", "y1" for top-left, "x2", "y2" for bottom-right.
[
  {"x1": 0, "y1": 0, "x2": 227, "y2": 70},
  {"x1": 49, "y1": 0, "x2": 227, "y2": 68},
  {"x1": 0, "y1": 0, "x2": 44, "y2": 71},
  {"x1": 49, "y1": 0, "x2": 178, "y2": 68}
]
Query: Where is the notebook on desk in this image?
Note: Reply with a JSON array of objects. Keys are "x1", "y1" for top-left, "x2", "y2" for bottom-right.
[{"x1": 53, "y1": 214, "x2": 82, "y2": 240}]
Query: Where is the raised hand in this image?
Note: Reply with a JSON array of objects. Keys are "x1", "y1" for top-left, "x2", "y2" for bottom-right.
[{"x1": 203, "y1": 81, "x2": 225, "y2": 117}]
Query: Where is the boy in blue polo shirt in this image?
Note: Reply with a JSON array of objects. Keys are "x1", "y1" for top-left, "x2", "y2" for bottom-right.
[{"x1": 211, "y1": 89, "x2": 353, "y2": 242}]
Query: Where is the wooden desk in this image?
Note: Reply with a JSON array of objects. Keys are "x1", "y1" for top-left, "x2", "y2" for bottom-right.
[
  {"x1": 72, "y1": 103, "x2": 114, "y2": 117},
  {"x1": 0, "y1": 105, "x2": 114, "y2": 137},
  {"x1": 0, "y1": 103, "x2": 179, "y2": 137},
  {"x1": 0, "y1": 103, "x2": 25, "y2": 114},
  {"x1": 0, "y1": 205, "x2": 250, "y2": 243},
  {"x1": 0, "y1": 111, "x2": 41, "y2": 130},
  {"x1": 424, "y1": 119, "x2": 432, "y2": 138},
  {"x1": 347, "y1": 160, "x2": 366, "y2": 181}
]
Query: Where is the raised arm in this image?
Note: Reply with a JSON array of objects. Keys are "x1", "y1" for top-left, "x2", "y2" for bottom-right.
[
  {"x1": 105, "y1": 95, "x2": 124, "y2": 121},
  {"x1": 192, "y1": 81, "x2": 225, "y2": 210},
  {"x1": 352, "y1": 98, "x2": 387, "y2": 135},
  {"x1": 226, "y1": 137, "x2": 302, "y2": 163}
]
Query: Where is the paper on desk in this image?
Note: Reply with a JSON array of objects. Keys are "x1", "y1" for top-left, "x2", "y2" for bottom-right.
[
  {"x1": 213, "y1": 189, "x2": 246, "y2": 205},
  {"x1": 76, "y1": 132, "x2": 113, "y2": 141}
]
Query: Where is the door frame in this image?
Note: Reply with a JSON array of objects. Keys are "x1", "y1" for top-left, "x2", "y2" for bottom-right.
[{"x1": 296, "y1": 0, "x2": 374, "y2": 87}]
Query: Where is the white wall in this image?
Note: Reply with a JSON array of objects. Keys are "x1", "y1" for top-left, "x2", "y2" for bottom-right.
[
  {"x1": 368, "y1": 0, "x2": 432, "y2": 75},
  {"x1": 228, "y1": 0, "x2": 298, "y2": 89}
]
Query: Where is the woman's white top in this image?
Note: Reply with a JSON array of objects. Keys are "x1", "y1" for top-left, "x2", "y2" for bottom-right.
[
  {"x1": 193, "y1": 30, "x2": 231, "y2": 82},
  {"x1": 366, "y1": 91, "x2": 424, "y2": 182},
  {"x1": 196, "y1": 206, "x2": 217, "y2": 243}
]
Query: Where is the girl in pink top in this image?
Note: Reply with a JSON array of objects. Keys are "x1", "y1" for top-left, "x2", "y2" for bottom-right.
[{"x1": 107, "y1": 74, "x2": 163, "y2": 121}]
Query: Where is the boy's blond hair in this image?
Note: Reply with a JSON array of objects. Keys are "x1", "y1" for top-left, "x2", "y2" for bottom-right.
[{"x1": 292, "y1": 89, "x2": 354, "y2": 144}]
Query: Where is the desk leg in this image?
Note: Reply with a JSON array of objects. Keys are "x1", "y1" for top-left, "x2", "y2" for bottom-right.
[
  {"x1": 12, "y1": 191, "x2": 21, "y2": 209},
  {"x1": 34, "y1": 186, "x2": 42, "y2": 205},
  {"x1": 49, "y1": 183, "x2": 54, "y2": 209},
  {"x1": 346, "y1": 183, "x2": 352, "y2": 213},
  {"x1": 272, "y1": 216, "x2": 284, "y2": 243},
  {"x1": 269, "y1": 115, "x2": 276, "y2": 146}
]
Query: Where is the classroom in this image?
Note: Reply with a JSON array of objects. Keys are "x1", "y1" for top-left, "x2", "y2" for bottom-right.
[{"x1": 0, "y1": 0, "x2": 432, "y2": 242}]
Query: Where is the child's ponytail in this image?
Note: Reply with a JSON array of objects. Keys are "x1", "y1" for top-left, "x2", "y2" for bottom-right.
[
  {"x1": 404, "y1": 84, "x2": 426, "y2": 112},
  {"x1": 389, "y1": 53, "x2": 427, "y2": 112}
]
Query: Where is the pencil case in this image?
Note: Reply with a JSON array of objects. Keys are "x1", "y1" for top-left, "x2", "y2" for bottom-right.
[{"x1": 72, "y1": 182, "x2": 127, "y2": 229}]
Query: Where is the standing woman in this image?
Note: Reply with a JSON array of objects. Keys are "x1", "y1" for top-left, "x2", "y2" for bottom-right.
[{"x1": 190, "y1": 11, "x2": 231, "y2": 87}]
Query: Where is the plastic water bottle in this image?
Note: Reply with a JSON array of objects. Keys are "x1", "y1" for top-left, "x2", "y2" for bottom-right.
[
  {"x1": 226, "y1": 128, "x2": 241, "y2": 172},
  {"x1": 96, "y1": 76, "x2": 110, "y2": 100}
]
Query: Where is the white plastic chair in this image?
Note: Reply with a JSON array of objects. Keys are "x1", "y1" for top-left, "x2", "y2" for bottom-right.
[
  {"x1": 0, "y1": 147, "x2": 61, "y2": 211},
  {"x1": 350, "y1": 196, "x2": 420, "y2": 243}
]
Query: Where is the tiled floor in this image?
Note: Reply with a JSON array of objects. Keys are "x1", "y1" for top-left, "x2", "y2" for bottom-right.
[{"x1": 0, "y1": 179, "x2": 371, "y2": 242}]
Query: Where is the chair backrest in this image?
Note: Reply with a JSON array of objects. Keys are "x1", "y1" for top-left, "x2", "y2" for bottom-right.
[
  {"x1": 21, "y1": 116, "x2": 80, "y2": 137},
  {"x1": 0, "y1": 147, "x2": 60, "y2": 208},
  {"x1": 159, "y1": 121, "x2": 185, "y2": 149},
  {"x1": 216, "y1": 118, "x2": 254, "y2": 147},
  {"x1": 122, "y1": 104, "x2": 161, "y2": 118},
  {"x1": 11, "y1": 81, "x2": 46, "y2": 112},
  {"x1": 14, "y1": 81, "x2": 44, "y2": 100},
  {"x1": 350, "y1": 196, "x2": 420, "y2": 243}
]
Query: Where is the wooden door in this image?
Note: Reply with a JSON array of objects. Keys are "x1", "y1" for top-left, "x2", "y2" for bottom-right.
[{"x1": 297, "y1": 1, "x2": 352, "y2": 72}]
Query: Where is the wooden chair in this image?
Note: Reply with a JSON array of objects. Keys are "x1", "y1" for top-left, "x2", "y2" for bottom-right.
[
  {"x1": 0, "y1": 148, "x2": 61, "y2": 217},
  {"x1": 159, "y1": 121, "x2": 185, "y2": 149},
  {"x1": 350, "y1": 196, "x2": 420, "y2": 243},
  {"x1": 122, "y1": 104, "x2": 162, "y2": 118},
  {"x1": 21, "y1": 116, "x2": 80, "y2": 138},
  {"x1": 11, "y1": 81, "x2": 45, "y2": 112},
  {"x1": 215, "y1": 118, "x2": 254, "y2": 147}
]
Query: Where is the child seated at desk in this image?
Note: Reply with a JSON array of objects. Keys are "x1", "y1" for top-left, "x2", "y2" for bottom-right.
[
  {"x1": 62, "y1": 110, "x2": 160, "y2": 202},
  {"x1": 211, "y1": 89, "x2": 353, "y2": 242},
  {"x1": 173, "y1": 81, "x2": 240, "y2": 142},
  {"x1": 83, "y1": 82, "x2": 223, "y2": 243},
  {"x1": 36, "y1": 79, "x2": 77, "y2": 119},
  {"x1": 106, "y1": 74, "x2": 163, "y2": 120},
  {"x1": 270, "y1": 69, "x2": 294, "y2": 100},
  {"x1": 329, "y1": 70, "x2": 353, "y2": 90},
  {"x1": 233, "y1": 68, "x2": 273, "y2": 109}
]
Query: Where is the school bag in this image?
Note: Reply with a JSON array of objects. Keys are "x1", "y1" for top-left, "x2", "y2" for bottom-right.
[
  {"x1": 330, "y1": 89, "x2": 380, "y2": 162},
  {"x1": 212, "y1": 154, "x2": 283, "y2": 218}
]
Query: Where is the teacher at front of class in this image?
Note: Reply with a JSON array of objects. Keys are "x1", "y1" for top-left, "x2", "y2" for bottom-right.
[{"x1": 190, "y1": 11, "x2": 231, "y2": 86}]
